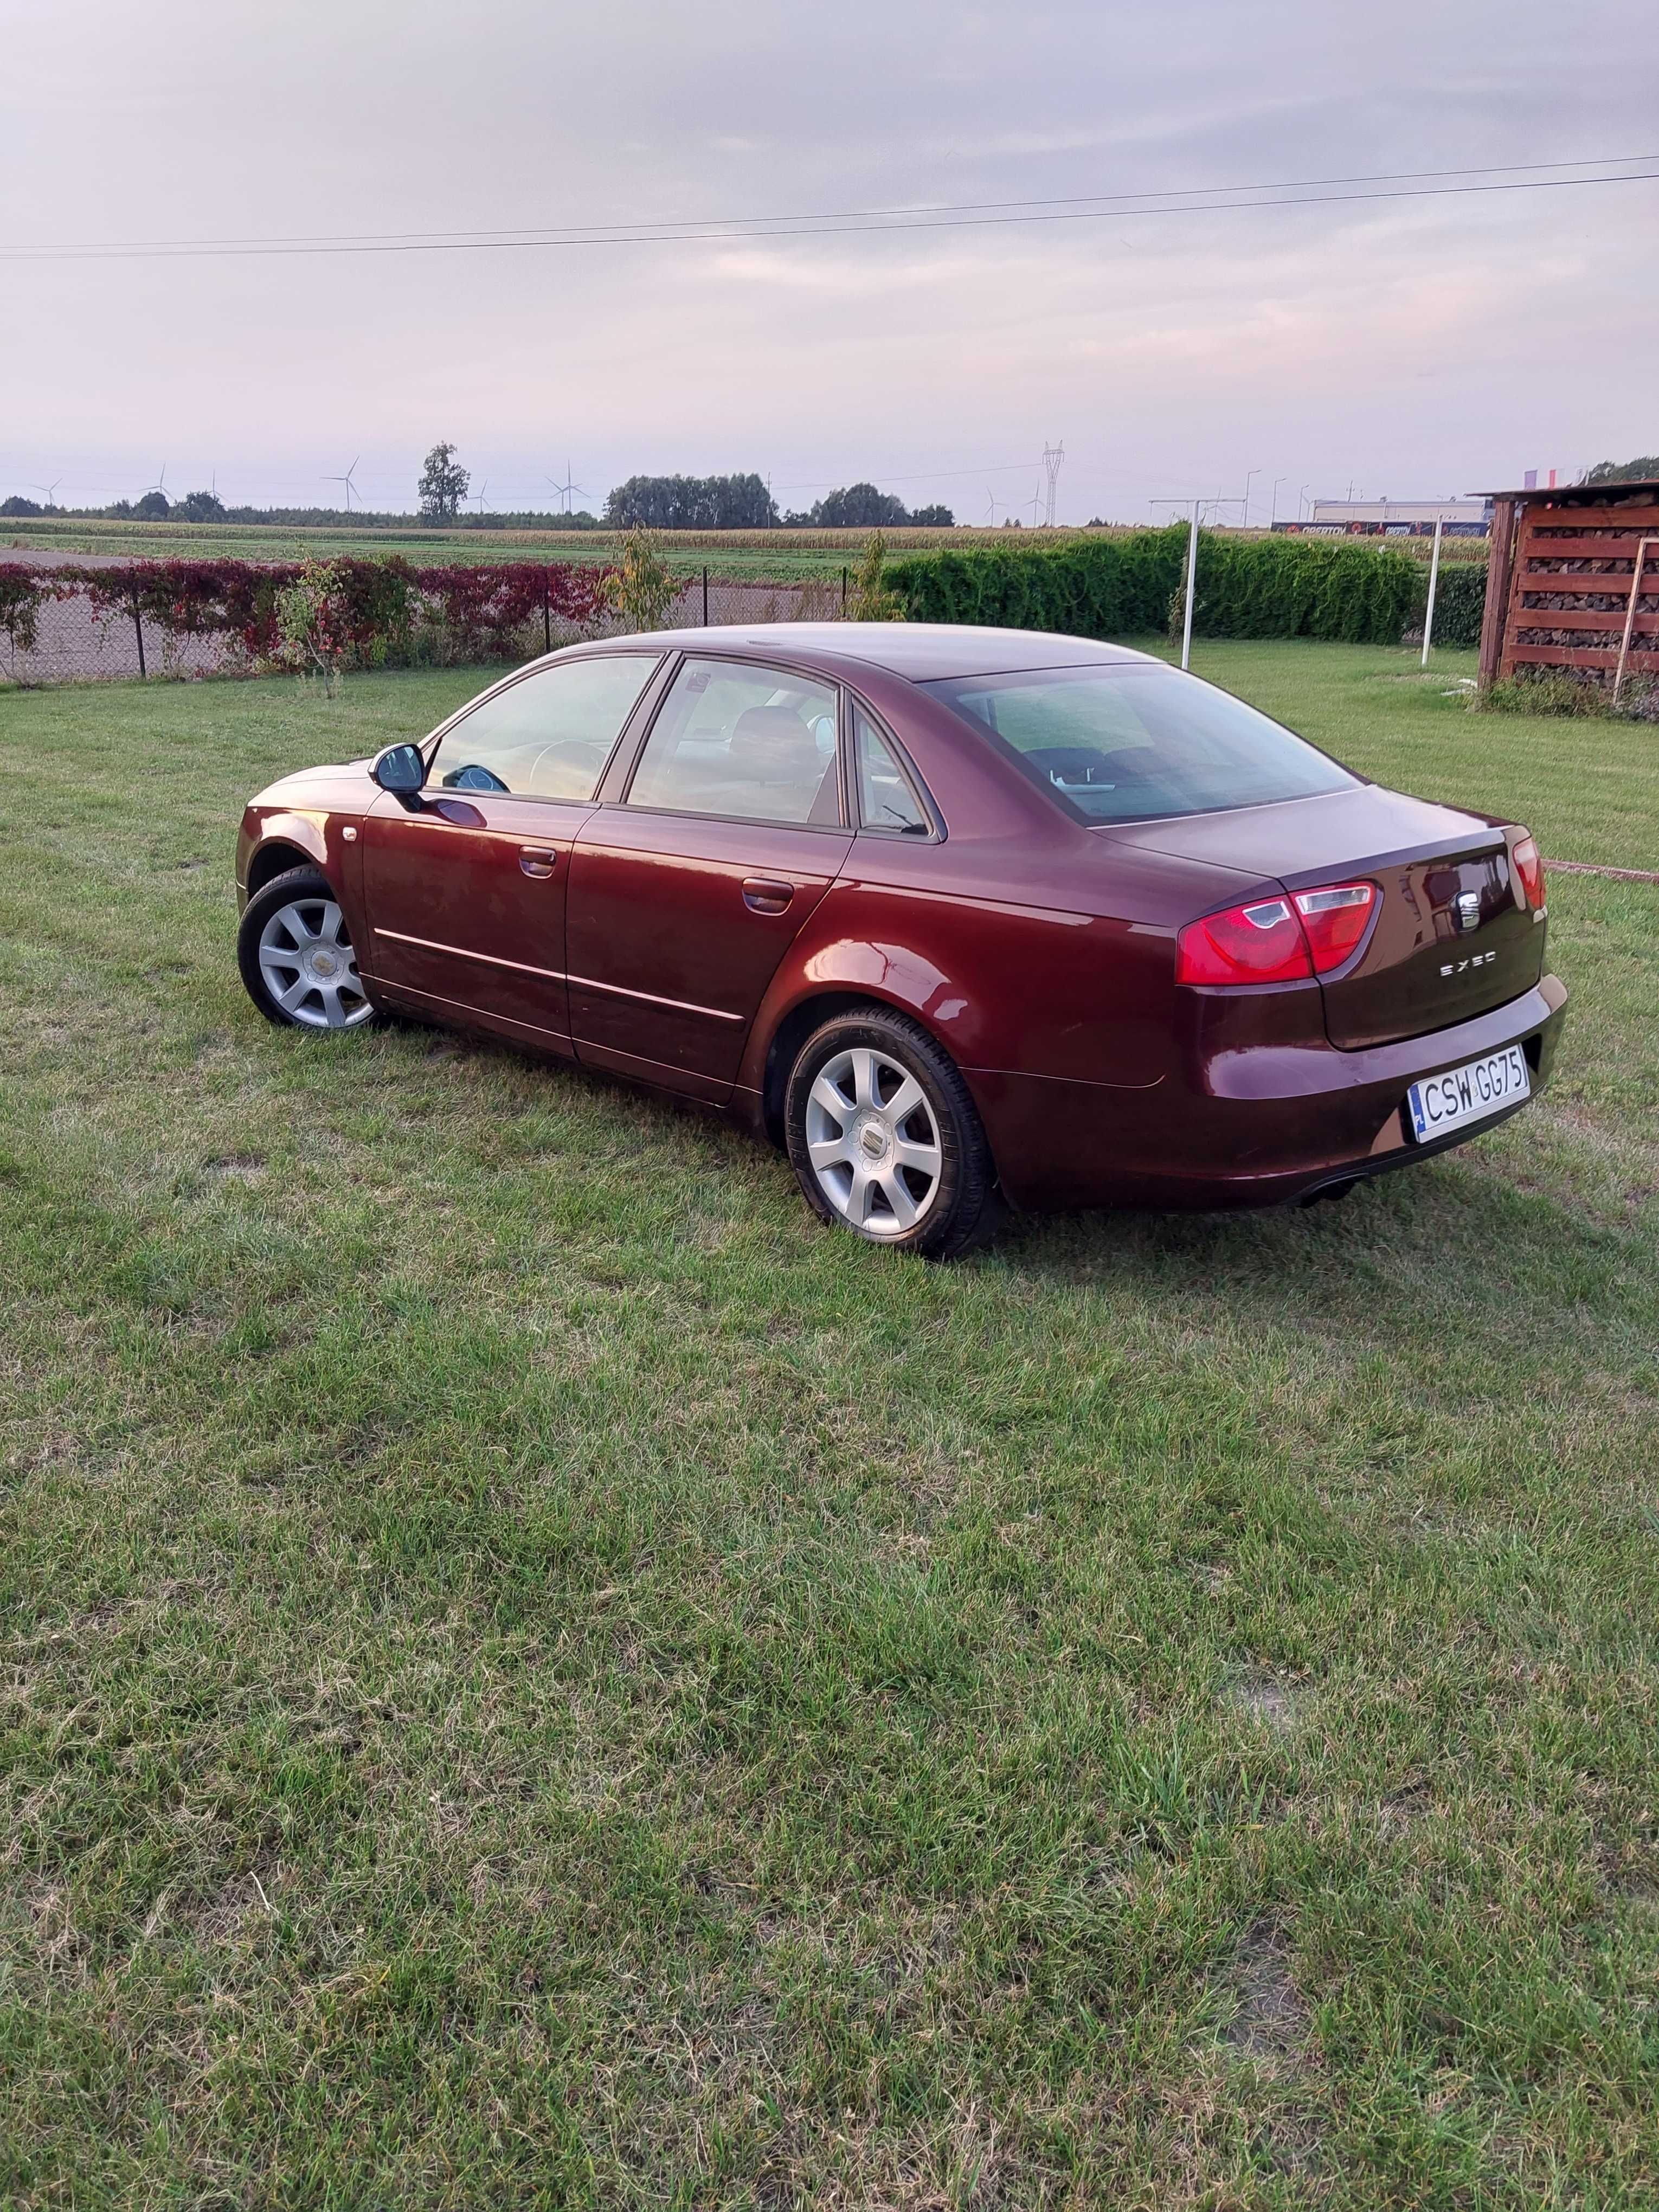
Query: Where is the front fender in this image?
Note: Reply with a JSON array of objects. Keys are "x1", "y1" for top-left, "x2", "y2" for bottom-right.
[{"x1": 236, "y1": 806, "x2": 366, "y2": 940}]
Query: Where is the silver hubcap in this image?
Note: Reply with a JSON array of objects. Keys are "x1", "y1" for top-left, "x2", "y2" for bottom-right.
[
  {"x1": 805, "y1": 1047, "x2": 943, "y2": 1237},
  {"x1": 257, "y1": 896, "x2": 372, "y2": 1030}
]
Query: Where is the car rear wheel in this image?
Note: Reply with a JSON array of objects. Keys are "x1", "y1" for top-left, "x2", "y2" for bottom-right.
[
  {"x1": 237, "y1": 865, "x2": 376, "y2": 1032},
  {"x1": 785, "y1": 1007, "x2": 998, "y2": 1258}
]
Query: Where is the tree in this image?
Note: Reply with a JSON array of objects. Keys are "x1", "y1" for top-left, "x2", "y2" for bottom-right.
[
  {"x1": 812, "y1": 483, "x2": 909, "y2": 529},
  {"x1": 604, "y1": 473, "x2": 779, "y2": 529},
  {"x1": 908, "y1": 504, "x2": 955, "y2": 528},
  {"x1": 133, "y1": 490, "x2": 170, "y2": 520},
  {"x1": 419, "y1": 442, "x2": 470, "y2": 522},
  {"x1": 176, "y1": 489, "x2": 227, "y2": 522},
  {"x1": 1580, "y1": 455, "x2": 1659, "y2": 484},
  {"x1": 1, "y1": 494, "x2": 42, "y2": 517}
]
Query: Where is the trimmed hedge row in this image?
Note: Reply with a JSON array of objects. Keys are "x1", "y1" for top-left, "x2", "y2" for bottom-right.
[
  {"x1": 884, "y1": 526, "x2": 1423, "y2": 645},
  {"x1": 1423, "y1": 558, "x2": 1487, "y2": 649}
]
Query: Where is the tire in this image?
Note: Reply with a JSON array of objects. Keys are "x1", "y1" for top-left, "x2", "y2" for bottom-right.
[
  {"x1": 237, "y1": 865, "x2": 377, "y2": 1032},
  {"x1": 784, "y1": 1006, "x2": 1000, "y2": 1258}
]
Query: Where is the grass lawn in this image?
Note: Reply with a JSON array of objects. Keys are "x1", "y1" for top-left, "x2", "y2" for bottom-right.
[{"x1": 2, "y1": 645, "x2": 1656, "y2": 2208}]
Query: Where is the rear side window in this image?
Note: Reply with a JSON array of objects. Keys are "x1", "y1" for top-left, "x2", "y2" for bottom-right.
[
  {"x1": 627, "y1": 658, "x2": 843, "y2": 825},
  {"x1": 920, "y1": 664, "x2": 1356, "y2": 824},
  {"x1": 428, "y1": 655, "x2": 657, "y2": 799},
  {"x1": 853, "y1": 705, "x2": 930, "y2": 834}
]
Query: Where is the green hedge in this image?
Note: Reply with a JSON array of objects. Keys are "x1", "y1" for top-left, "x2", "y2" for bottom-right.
[
  {"x1": 884, "y1": 526, "x2": 1421, "y2": 645},
  {"x1": 1423, "y1": 558, "x2": 1487, "y2": 648}
]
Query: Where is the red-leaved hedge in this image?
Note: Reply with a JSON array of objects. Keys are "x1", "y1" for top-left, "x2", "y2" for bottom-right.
[{"x1": 10, "y1": 556, "x2": 617, "y2": 667}]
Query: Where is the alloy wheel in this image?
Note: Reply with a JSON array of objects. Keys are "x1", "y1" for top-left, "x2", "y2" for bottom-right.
[
  {"x1": 256, "y1": 896, "x2": 374, "y2": 1029},
  {"x1": 803, "y1": 1046, "x2": 944, "y2": 1236}
]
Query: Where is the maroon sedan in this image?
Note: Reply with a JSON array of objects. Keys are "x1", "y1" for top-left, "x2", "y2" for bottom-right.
[{"x1": 235, "y1": 624, "x2": 1565, "y2": 1255}]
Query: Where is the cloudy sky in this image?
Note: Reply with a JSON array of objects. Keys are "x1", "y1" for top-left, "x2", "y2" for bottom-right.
[{"x1": 3, "y1": 0, "x2": 1655, "y2": 523}]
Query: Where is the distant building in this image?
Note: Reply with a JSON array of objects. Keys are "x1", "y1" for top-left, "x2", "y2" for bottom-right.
[{"x1": 1276, "y1": 497, "x2": 1490, "y2": 538}]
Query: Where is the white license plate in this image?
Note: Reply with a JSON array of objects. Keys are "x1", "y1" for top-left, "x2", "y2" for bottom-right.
[{"x1": 1406, "y1": 1044, "x2": 1529, "y2": 1142}]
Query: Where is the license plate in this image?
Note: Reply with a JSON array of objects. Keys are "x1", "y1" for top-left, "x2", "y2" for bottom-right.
[{"x1": 1405, "y1": 1044, "x2": 1529, "y2": 1142}]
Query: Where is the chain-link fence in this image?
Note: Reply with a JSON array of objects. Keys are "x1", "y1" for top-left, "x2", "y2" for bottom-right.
[{"x1": 0, "y1": 555, "x2": 849, "y2": 686}]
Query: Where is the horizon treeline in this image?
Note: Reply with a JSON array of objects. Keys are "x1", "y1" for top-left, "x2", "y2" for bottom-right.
[{"x1": 3, "y1": 470, "x2": 957, "y2": 531}]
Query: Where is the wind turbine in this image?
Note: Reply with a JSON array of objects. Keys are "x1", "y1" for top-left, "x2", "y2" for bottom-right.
[
  {"x1": 1026, "y1": 487, "x2": 1045, "y2": 526},
  {"x1": 473, "y1": 479, "x2": 491, "y2": 515},
  {"x1": 546, "y1": 462, "x2": 588, "y2": 514},
  {"x1": 983, "y1": 488, "x2": 1004, "y2": 526},
  {"x1": 30, "y1": 479, "x2": 63, "y2": 510},
  {"x1": 323, "y1": 457, "x2": 361, "y2": 512},
  {"x1": 142, "y1": 463, "x2": 168, "y2": 498}
]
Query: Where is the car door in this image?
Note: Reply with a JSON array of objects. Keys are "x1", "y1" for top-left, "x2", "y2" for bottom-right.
[
  {"x1": 564, "y1": 655, "x2": 854, "y2": 1101},
  {"x1": 359, "y1": 653, "x2": 662, "y2": 1048}
]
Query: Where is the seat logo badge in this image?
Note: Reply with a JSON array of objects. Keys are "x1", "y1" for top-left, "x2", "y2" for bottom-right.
[{"x1": 1455, "y1": 890, "x2": 1481, "y2": 933}]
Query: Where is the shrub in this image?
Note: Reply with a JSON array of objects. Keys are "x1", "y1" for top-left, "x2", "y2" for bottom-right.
[
  {"x1": 275, "y1": 559, "x2": 365, "y2": 695},
  {"x1": 883, "y1": 528, "x2": 1419, "y2": 645},
  {"x1": 1422, "y1": 560, "x2": 1487, "y2": 649},
  {"x1": 847, "y1": 532, "x2": 905, "y2": 621},
  {"x1": 0, "y1": 568, "x2": 48, "y2": 665},
  {"x1": 604, "y1": 528, "x2": 678, "y2": 634}
]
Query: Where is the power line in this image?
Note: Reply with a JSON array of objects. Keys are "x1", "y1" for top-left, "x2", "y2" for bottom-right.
[{"x1": 5, "y1": 157, "x2": 1655, "y2": 263}]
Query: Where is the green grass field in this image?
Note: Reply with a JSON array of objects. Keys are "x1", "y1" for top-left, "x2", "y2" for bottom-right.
[{"x1": 3, "y1": 643, "x2": 1656, "y2": 2208}]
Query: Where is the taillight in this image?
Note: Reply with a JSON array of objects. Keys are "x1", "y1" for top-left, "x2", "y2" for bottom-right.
[
  {"x1": 1175, "y1": 881, "x2": 1377, "y2": 986},
  {"x1": 1512, "y1": 834, "x2": 1545, "y2": 911},
  {"x1": 1292, "y1": 882, "x2": 1376, "y2": 971}
]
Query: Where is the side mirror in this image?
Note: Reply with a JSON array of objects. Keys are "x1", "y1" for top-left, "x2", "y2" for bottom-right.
[{"x1": 371, "y1": 742, "x2": 428, "y2": 809}]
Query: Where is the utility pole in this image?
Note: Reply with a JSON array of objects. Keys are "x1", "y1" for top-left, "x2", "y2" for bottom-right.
[
  {"x1": 1242, "y1": 468, "x2": 1260, "y2": 530},
  {"x1": 1270, "y1": 478, "x2": 1287, "y2": 529},
  {"x1": 1041, "y1": 440, "x2": 1065, "y2": 527}
]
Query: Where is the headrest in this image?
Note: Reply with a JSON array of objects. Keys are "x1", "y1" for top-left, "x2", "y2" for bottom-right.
[{"x1": 728, "y1": 705, "x2": 822, "y2": 779}]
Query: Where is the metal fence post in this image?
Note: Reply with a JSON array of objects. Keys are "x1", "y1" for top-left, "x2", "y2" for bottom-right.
[
  {"x1": 841, "y1": 566, "x2": 848, "y2": 616},
  {"x1": 543, "y1": 568, "x2": 552, "y2": 655},
  {"x1": 132, "y1": 599, "x2": 146, "y2": 678},
  {"x1": 702, "y1": 566, "x2": 709, "y2": 626},
  {"x1": 1420, "y1": 516, "x2": 1443, "y2": 667},
  {"x1": 1181, "y1": 503, "x2": 1199, "y2": 671}
]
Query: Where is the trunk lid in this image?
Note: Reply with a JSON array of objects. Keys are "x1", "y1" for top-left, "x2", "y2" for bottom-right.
[{"x1": 1101, "y1": 785, "x2": 1545, "y2": 1049}]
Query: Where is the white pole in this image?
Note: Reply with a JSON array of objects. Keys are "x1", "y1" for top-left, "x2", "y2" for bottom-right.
[
  {"x1": 1420, "y1": 516, "x2": 1443, "y2": 668},
  {"x1": 1181, "y1": 500, "x2": 1200, "y2": 671}
]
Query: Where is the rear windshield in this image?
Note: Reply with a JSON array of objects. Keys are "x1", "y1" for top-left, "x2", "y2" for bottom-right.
[{"x1": 920, "y1": 663, "x2": 1357, "y2": 824}]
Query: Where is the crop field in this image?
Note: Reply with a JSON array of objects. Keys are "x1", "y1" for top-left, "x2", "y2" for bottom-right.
[
  {"x1": 2, "y1": 642, "x2": 1654, "y2": 2208},
  {"x1": 3, "y1": 513, "x2": 1476, "y2": 583},
  {"x1": 3, "y1": 516, "x2": 1017, "y2": 582}
]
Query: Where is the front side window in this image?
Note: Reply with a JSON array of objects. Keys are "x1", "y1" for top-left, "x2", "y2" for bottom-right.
[
  {"x1": 427, "y1": 655, "x2": 658, "y2": 800},
  {"x1": 853, "y1": 705, "x2": 930, "y2": 834},
  {"x1": 920, "y1": 664, "x2": 1356, "y2": 825},
  {"x1": 627, "y1": 659, "x2": 842, "y2": 825}
]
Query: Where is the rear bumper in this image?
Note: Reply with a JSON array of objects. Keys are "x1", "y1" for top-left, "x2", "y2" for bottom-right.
[{"x1": 968, "y1": 973, "x2": 1568, "y2": 1212}]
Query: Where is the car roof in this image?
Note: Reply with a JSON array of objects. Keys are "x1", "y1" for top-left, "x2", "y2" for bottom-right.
[{"x1": 570, "y1": 622, "x2": 1162, "y2": 681}]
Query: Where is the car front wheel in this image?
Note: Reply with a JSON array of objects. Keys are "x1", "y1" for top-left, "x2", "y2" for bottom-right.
[
  {"x1": 785, "y1": 1006, "x2": 998, "y2": 1258},
  {"x1": 237, "y1": 865, "x2": 377, "y2": 1032}
]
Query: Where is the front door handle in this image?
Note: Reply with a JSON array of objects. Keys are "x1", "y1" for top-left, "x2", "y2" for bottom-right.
[
  {"x1": 742, "y1": 876, "x2": 794, "y2": 915},
  {"x1": 519, "y1": 846, "x2": 557, "y2": 879}
]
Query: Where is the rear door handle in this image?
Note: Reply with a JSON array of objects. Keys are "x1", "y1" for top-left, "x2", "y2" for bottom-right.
[
  {"x1": 742, "y1": 876, "x2": 795, "y2": 915},
  {"x1": 519, "y1": 846, "x2": 557, "y2": 879}
]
